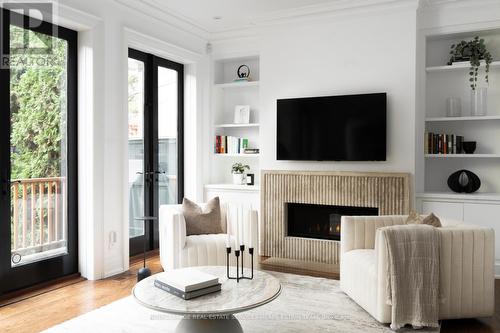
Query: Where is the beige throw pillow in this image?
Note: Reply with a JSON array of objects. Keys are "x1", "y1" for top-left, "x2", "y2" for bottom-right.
[
  {"x1": 183, "y1": 197, "x2": 223, "y2": 236},
  {"x1": 406, "y1": 210, "x2": 423, "y2": 224},
  {"x1": 406, "y1": 210, "x2": 442, "y2": 227},
  {"x1": 423, "y1": 213, "x2": 442, "y2": 228}
]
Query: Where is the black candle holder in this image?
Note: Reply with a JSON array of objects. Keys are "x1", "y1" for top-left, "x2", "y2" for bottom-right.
[{"x1": 226, "y1": 245, "x2": 254, "y2": 282}]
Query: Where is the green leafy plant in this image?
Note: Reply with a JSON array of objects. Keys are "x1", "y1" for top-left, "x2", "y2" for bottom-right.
[
  {"x1": 447, "y1": 36, "x2": 493, "y2": 90},
  {"x1": 231, "y1": 162, "x2": 249, "y2": 174}
]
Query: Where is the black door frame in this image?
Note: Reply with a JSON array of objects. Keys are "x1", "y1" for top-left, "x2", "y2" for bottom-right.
[
  {"x1": 128, "y1": 48, "x2": 184, "y2": 256},
  {"x1": 0, "y1": 9, "x2": 78, "y2": 295}
]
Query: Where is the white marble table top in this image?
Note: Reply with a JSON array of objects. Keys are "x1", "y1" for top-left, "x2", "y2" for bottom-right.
[{"x1": 133, "y1": 266, "x2": 281, "y2": 316}]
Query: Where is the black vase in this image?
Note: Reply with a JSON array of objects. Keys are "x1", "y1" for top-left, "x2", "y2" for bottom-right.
[{"x1": 447, "y1": 170, "x2": 481, "y2": 193}]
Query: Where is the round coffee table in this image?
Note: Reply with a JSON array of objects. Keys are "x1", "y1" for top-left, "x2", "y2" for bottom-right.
[{"x1": 133, "y1": 266, "x2": 281, "y2": 333}]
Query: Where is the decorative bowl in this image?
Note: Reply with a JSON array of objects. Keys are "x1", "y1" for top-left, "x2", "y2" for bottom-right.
[{"x1": 462, "y1": 141, "x2": 476, "y2": 154}]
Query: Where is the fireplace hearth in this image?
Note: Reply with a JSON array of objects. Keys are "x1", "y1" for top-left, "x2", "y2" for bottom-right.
[{"x1": 286, "y1": 203, "x2": 378, "y2": 241}]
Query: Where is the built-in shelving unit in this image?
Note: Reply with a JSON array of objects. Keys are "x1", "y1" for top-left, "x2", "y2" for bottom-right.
[
  {"x1": 418, "y1": 28, "x2": 500, "y2": 196},
  {"x1": 214, "y1": 81, "x2": 260, "y2": 89},
  {"x1": 426, "y1": 60, "x2": 500, "y2": 72},
  {"x1": 214, "y1": 123, "x2": 260, "y2": 128},
  {"x1": 425, "y1": 115, "x2": 500, "y2": 122},
  {"x1": 425, "y1": 154, "x2": 500, "y2": 158},
  {"x1": 208, "y1": 55, "x2": 261, "y2": 187},
  {"x1": 214, "y1": 153, "x2": 260, "y2": 158}
]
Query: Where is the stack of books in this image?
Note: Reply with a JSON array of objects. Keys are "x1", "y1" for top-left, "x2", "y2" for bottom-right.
[
  {"x1": 425, "y1": 132, "x2": 464, "y2": 154},
  {"x1": 215, "y1": 135, "x2": 249, "y2": 154},
  {"x1": 154, "y1": 268, "x2": 221, "y2": 300}
]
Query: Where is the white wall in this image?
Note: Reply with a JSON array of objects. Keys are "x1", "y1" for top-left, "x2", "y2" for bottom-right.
[
  {"x1": 49, "y1": 0, "x2": 210, "y2": 279},
  {"x1": 259, "y1": 10, "x2": 417, "y2": 174}
]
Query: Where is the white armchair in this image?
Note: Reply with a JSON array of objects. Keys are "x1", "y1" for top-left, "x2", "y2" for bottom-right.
[
  {"x1": 340, "y1": 215, "x2": 495, "y2": 323},
  {"x1": 159, "y1": 203, "x2": 258, "y2": 271}
]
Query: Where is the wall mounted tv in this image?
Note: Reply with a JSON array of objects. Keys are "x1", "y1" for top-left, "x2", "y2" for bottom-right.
[{"x1": 277, "y1": 93, "x2": 386, "y2": 161}]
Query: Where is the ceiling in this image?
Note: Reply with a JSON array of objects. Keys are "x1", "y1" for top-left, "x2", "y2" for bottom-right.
[{"x1": 134, "y1": 0, "x2": 346, "y2": 33}]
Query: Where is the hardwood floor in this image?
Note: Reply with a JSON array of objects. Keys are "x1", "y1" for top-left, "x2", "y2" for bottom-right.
[{"x1": 0, "y1": 254, "x2": 498, "y2": 333}]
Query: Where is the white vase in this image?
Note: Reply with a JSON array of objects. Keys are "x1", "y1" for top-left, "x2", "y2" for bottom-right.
[
  {"x1": 446, "y1": 97, "x2": 462, "y2": 117},
  {"x1": 232, "y1": 173, "x2": 246, "y2": 185},
  {"x1": 471, "y1": 87, "x2": 487, "y2": 116}
]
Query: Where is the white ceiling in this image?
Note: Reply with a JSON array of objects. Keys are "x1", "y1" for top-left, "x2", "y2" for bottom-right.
[{"x1": 137, "y1": 0, "x2": 344, "y2": 33}]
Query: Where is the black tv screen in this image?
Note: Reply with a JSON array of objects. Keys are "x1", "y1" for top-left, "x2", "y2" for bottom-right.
[{"x1": 277, "y1": 93, "x2": 386, "y2": 161}]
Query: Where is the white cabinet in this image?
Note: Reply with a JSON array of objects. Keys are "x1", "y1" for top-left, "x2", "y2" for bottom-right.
[
  {"x1": 204, "y1": 184, "x2": 260, "y2": 212},
  {"x1": 417, "y1": 192, "x2": 500, "y2": 276},
  {"x1": 421, "y1": 201, "x2": 463, "y2": 220}
]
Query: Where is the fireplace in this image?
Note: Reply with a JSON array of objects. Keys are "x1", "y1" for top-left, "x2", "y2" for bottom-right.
[{"x1": 286, "y1": 203, "x2": 378, "y2": 241}]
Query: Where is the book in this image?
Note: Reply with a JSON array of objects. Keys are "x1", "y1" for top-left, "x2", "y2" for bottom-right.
[
  {"x1": 154, "y1": 279, "x2": 222, "y2": 300},
  {"x1": 154, "y1": 268, "x2": 219, "y2": 292}
]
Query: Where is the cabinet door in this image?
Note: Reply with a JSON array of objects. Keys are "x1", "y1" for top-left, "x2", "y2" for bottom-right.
[
  {"x1": 463, "y1": 203, "x2": 500, "y2": 262},
  {"x1": 421, "y1": 201, "x2": 463, "y2": 220},
  {"x1": 205, "y1": 189, "x2": 260, "y2": 212}
]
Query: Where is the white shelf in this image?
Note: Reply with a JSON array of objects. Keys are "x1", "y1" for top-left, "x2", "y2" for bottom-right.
[
  {"x1": 214, "y1": 81, "x2": 259, "y2": 89},
  {"x1": 425, "y1": 154, "x2": 500, "y2": 158},
  {"x1": 205, "y1": 184, "x2": 260, "y2": 191},
  {"x1": 417, "y1": 192, "x2": 500, "y2": 202},
  {"x1": 425, "y1": 115, "x2": 500, "y2": 122},
  {"x1": 215, "y1": 123, "x2": 260, "y2": 128},
  {"x1": 214, "y1": 153, "x2": 260, "y2": 157},
  {"x1": 426, "y1": 60, "x2": 500, "y2": 73}
]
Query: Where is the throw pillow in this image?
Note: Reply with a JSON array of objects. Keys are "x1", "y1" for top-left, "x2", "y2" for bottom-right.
[
  {"x1": 423, "y1": 212, "x2": 442, "y2": 228},
  {"x1": 182, "y1": 197, "x2": 223, "y2": 235},
  {"x1": 405, "y1": 210, "x2": 424, "y2": 224},
  {"x1": 406, "y1": 210, "x2": 442, "y2": 227}
]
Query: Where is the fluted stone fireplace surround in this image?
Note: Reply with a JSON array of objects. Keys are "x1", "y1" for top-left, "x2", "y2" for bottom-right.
[{"x1": 260, "y1": 170, "x2": 410, "y2": 265}]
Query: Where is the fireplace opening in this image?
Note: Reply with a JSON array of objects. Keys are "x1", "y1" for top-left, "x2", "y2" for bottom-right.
[{"x1": 286, "y1": 203, "x2": 378, "y2": 241}]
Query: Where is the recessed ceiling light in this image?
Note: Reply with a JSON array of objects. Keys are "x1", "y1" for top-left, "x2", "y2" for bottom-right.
[{"x1": 213, "y1": 16, "x2": 222, "y2": 20}]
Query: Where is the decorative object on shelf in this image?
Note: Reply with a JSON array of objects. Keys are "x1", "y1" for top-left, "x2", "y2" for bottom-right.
[
  {"x1": 244, "y1": 148, "x2": 259, "y2": 154},
  {"x1": 471, "y1": 87, "x2": 487, "y2": 116},
  {"x1": 232, "y1": 162, "x2": 249, "y2": 185},
  {"x1": 462, "y1": 141, "x2": 477, "y2": 154},
  {"x1": 447, "y1": 169, "x2": 481, "y2": 193},
  {"x1": 226, "y1": 245, "x2": 254, "y2": 282},
  {"x1": 446, "y1": 97, "x2": 462, "y2": 117},
  {"x1": 234, "y1": 105, "x2": 250, "y2": 124},
  {"x1": 246, "y1": 173, "x2": 254, "y2": 186},
  {"x1": 447, "y1": 36, "x2": 492, "y2": 90},
  {"x1": 234, "y1": 64, "x2": 250, "y2": 82}
]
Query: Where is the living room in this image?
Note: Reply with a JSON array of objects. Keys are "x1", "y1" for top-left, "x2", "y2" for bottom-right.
[{"x1": 0, "y1": 0, "x2": 499, "y2": 332}]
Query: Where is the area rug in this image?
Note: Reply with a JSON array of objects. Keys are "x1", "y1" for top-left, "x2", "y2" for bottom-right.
[{"x1": 42, "y1": 271, "x2": 439, "y2": 332}]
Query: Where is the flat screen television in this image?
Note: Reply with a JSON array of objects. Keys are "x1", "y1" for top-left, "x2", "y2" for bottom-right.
[{"x1": 277, "y1": 93, "x2": 386, "y2": 161}]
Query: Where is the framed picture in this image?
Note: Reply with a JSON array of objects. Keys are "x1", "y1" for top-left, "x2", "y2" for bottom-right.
[{"x1": 234, "y1": 105, "x2": 250, "y2": 124}]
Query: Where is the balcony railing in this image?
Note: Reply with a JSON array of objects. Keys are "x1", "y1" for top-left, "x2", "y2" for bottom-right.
[{"x1": 11, "y1": 177, "x2": 67, "y2": 264}]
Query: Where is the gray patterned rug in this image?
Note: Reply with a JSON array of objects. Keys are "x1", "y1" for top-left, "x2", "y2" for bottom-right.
[{"x1": 43, "y1": 271, "x2": 439, "y2": 332}]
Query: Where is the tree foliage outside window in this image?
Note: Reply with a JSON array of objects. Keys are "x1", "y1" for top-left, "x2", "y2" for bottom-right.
[{"x1": 10, "y1": 25, "x2": 67, "y2": 180}]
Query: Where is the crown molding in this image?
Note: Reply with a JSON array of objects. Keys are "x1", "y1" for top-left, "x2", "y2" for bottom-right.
[
  {"x1": 210, "y1": 0, "x2": 420, "y2": 42},
  {"x1": 419, "y1": 0, "x2": 500, "y2": 8},
  {"x1": 252, "y1": 0, "x2": 418, "y2": 25},
  {"x1": 115, "y1": 0, "x2": 422, "y2": 43},
  {"x1": 112, "y1": 0, "x2": 210, "y2": 41}
]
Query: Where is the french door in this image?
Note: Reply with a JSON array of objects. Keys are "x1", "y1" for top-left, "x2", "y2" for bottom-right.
[
  {"x1": 0, "y1": 9, "x2": 78, "y2": 294},
  {"x1": 128, "y1": 49, "x2": 184, "y2": 256}
]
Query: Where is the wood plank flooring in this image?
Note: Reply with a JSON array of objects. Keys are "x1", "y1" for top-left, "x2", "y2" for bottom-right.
[{"x1": 0, "y1": 254, "x2": 498, "y2": 333}]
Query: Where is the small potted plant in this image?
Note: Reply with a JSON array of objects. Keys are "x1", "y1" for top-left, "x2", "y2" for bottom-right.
[{"x1": 232, "y1": 162, "x2": 249, "y2": 185}]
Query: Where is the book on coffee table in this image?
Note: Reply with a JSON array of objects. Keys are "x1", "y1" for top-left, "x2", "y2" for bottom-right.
[
  {"x1": 154, "y1": 280, "x2": 222, "y2": 300},
  {"x1": 155, "y1": 268, "x2": 219, "y2": 292}
]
